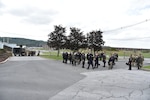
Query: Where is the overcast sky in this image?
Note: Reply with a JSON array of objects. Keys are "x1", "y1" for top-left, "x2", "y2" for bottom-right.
[{"x1": 0, "y1": 0, "x2": 150, "y2": 49}]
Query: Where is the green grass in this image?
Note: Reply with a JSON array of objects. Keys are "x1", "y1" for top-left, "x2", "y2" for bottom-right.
[
  {"x1": 141, "y1": 53, "x2": 150, "y2": 58},
  {"x1": 143, "y1": 66, "x2": 150, "y2": 69},
  {"x1": 40, "y1": 51, "x2": 62, "y2": 60},
  {"x1": 41, "y1": 55, "x2": 62, "y2": 60}
]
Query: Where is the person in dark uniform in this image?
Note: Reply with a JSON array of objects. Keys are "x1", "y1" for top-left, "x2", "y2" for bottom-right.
[
  {"x1": 71, "y1": 52, "x2": 76, "y2": 66},
  {"x1": 112, "y1": 53, "x2": 116, "y2": 65},
  {"x1": 86, "y1": 52, "x2": 90, "y2": 62},
  {"x1": 94, "y1": 54, "x2": 99, "y2": 68},
  {"x1": 87, "y1": 53, "x2": 94, "y2": 69},
  {"x1": 136, "y1": 54, "x2": 143, "y2": 69},
  {"x1": 108, "y1": 54, "x2": 115, "y2": 69},
  {"x1": 65, "y1": 52, "x2": 68, "y2": 63},
  {"x1": 116, "y1": 53, "x2": 118, "y2": 61},
  {"x1": 78, "y1": 52, "x2": 82, "y2": 65},
  {"x1": 68, "y1": 52, "x2": 72, "y2": 64},
  {"x1": 73, "y1": 52, "x2": 78, "y2": 65},
  {"x1": 81, "y1": 53, "x2": 86, "y2": 68},
  {"x1": 99, "y1": 52, "x2": 104, "y2": 61},
  {"x1": 113, "y1": 53, "x2": 118, "y2": 62},
  {"x1": 127, "y1": 54, "x2": 133, "y2": 70},
  {"x1": 37, "y1": 51, "x2": 40, "y2": 56},
  {"x1": 102, "y1": 53, "x2": 106, "y2": 67},
  {"x1": 62, "y1": 52, "x2": 65, "y2": 63}
]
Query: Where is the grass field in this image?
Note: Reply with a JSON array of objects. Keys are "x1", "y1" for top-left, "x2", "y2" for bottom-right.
[
  {"x1": 143, "y1": 66, "x2": 150, "y2": 69},
  {"x1": 41, "y1": 55, "x2": 62, "y2": 60},
  {"x1": 40, "y1": 49, "x2": 150, "y2": 61},
  {"x1": 40, "y1": 51, "x2": 62, "y2": 60}
]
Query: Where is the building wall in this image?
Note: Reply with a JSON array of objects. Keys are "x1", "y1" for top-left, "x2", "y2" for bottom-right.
[
  {"x1": 0, "y1": 42, "x2": 17, "y2": 49},
  {"x1": 0, "y1": 42, "x2": 4, "y2": 49}
]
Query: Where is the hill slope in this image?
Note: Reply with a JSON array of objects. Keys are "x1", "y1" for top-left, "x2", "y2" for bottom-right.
[{"x1": 0, "y1": 37, "x2": 47, "y2": 47}]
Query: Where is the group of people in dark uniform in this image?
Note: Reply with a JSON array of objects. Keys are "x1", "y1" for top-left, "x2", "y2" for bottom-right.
[
  {"x1": 107, "y1": 53, "x2": 119, "y2": 69},
  {"x1": 63, "y1": 51, "x2": 145, "y2": 70},
  {"x1": 62, "y1": 52, "x2": 119, "y2": 70},
  {"x1": 126, "y1": 54, "x2": 144, "y2": 70}
]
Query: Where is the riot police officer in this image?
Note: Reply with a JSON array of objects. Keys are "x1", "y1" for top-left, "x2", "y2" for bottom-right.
[
  {"x1": 94, "y1": 54, "x2": 99, "y2": 68},
  {"x1": 102, "y1": 53, "x2": 106, "y2": 67},
  {"x1": 136, "y1": 54, "x2": 143, "y2": 69},
  {"x1": 87, "y1": 53, "x2": 94, "y2": 69},
  {"x1": 128, "y1": 54, "x2": 133, "y2": 70},
  {"x1": 81, "y1": 53, "x2": 86, "y2": 68}
]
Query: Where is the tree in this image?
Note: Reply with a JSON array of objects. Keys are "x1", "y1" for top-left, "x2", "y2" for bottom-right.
[
  {"x1": 80, "y1": 35, "x2": 88, "y2": 49},
  {"x1": 62, "y1": 36, "x2": 70, "y2": 49},
  {"x1": 47, "y1": 25, "x2": 66, "y2": 56},
  {"x1": 68, "y1": 27, "x2": 85, "y2": 51},
  {"x1": 87, "y1": 30, "x2": 104, "y2": 54}
]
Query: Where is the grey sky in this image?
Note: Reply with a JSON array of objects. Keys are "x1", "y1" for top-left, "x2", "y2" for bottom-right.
[
  {"x1": 9, "y1": 7, "x2": 58, "y2": 25},
  {"x1": 0, "y1": 0, "x2": 150, "y2": 49}
]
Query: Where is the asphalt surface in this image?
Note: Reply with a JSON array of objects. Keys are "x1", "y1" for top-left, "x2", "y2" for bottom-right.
[
  {"x1": 0, "y1": 56, "x2": 87, "y2": 100},
  {"x1": 0, "y1": 56, "x2": 150, "y2": 100},
  {"x1": 49, "y1": 58, "x2": 150, "y2": 100},
  {"x1": 49, "y1": 69, "x2": 150, "y2": 100}
]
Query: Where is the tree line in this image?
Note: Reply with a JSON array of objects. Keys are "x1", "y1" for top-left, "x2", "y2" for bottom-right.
[
  {"x1": 47, "y1": 25, "x2": 105, "y2": 56},
  {"x1": 0, "y1": 37, "x2": 46, "y2": 47}
]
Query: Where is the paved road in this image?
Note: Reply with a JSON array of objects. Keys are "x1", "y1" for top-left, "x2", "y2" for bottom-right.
[
  {"x1": 50, "y1": 69, "x2": 150, "y2": 100},
  {"x1": 0, "y1": 56, "x2": 87, "y2": 100},
  {"x1": 49, "y1": 58, "x2": 150, "y2": 100},
  {"x1": 0, "y1": 56, "x2": 149, "y2": 100}
]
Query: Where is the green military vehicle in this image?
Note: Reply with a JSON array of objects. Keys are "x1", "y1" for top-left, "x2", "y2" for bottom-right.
[{"x1": 13, "y1": 47, "x2": 26, "y2": 56}]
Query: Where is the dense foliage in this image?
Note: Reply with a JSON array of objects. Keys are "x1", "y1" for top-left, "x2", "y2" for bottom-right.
[
  {"x1": 68, "y1": 27, "x2": 86, "y2": 51},
  {"x1": 87, "y1": 30, "x2": 104, "y2": 53},
  {"x1": 47, "y1": 25, "x2": 105, "y2": 55},
  {"x1": 47, "y1": 25, "x2": 66, "y2": 56}
]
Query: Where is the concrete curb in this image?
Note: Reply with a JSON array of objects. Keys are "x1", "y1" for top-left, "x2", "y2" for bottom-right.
[{"x1": 0, "y1": 57, "x2": 10, "y2": 64}]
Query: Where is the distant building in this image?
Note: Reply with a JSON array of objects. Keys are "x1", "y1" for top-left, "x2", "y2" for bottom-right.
[
  {"x1": 0, "y1": 41, "x2": 17, "y2": 49},
  {"x1": 112, "y1": 47, "x2": 150, "y2": 51},
  {"x1": 103, "y1": 46, "x2": 150, "y2": 51}
]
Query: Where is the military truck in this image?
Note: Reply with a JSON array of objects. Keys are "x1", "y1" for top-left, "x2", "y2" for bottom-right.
[
  {"x1": 13, "y1": 45, "x2": 37, "y2": 56},
  {"x1": 27, "y1": 50, "x2": 36, "y2": 56},
  {"x1": 13, "y1": 47, "x2": 26, "y2": 56}
]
